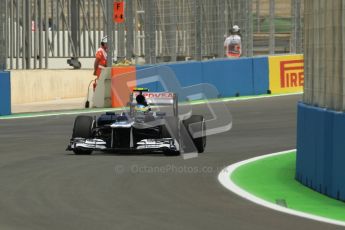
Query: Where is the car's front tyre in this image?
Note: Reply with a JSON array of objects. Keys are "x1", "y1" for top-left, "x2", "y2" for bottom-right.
[{"x1": 72, "y1": 115, "x2": 95, "y2": 155}]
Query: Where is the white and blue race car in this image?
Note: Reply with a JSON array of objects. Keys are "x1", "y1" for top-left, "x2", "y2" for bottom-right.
[{"x1": 67, "y1": 88, "x2": 206, "y2": 155}]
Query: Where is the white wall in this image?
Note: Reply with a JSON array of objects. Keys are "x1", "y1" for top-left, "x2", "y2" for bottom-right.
[{"x1": 11, "y1": 70, "x2": 95, "y2": 104}]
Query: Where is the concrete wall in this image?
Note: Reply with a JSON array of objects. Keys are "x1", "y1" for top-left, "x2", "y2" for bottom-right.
[
  {"x1": 2, "y1": 55, "x2": 301, "y2": 115},
  {"x1": 303, "y1": 0, "x2": 345, "y2": 111},
  {"x1": 11, "y1": 70, "x2": 95, "y2": 104},
  {"x1": 296, "y1": 102, "x2": 345, "y2": 201},
  {"x1": 8, "y1": 55, "x2": 300, "y2": 107},
  {"x1": 296, "y1": 0, "x2": 345, "y2": 202}
]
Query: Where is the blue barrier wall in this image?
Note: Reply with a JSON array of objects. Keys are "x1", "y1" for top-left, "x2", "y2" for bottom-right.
[
  {"x1": 253, "y1": 57, "x2": 269, "y2": 95},
  {"x1": 166, "y1": 62, "x2": 203, "y2": 88},
  {"x1": 136, "y1": 57, "x2": 269, "y2": 98},
  {"x1": 296, "y1": 102, "x2": 345, "y2": 200},
  {"x1": 201, "y1": 58, "x2": 253, "y2": 97},
  {"x1": 0, "y1": 71, "x2": 11, "y2": 115}
]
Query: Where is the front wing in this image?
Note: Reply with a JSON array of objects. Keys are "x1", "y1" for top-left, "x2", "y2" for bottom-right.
[{"x1": 67, "y1": 137, "x2": 179, "y2": 152}]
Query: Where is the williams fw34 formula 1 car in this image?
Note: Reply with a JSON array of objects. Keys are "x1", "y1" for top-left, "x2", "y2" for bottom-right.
[{"x1": 67, "y1": 88, "x2": 206, "y2": 156}]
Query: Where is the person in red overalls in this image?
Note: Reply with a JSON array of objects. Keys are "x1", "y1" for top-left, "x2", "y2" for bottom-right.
[
  {"x1": 93, "y1": 36, "x2": 108, "y2": 78},
  {"x1": 92, "y1": 36, "x2": 108, "y2": 91}
]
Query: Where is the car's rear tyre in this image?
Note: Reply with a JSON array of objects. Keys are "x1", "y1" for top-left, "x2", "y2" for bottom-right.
[
  {"x1": 72, "y1": 115, "x2": 95, "y2": 155},
  {"x1": 183, "y1": 115, "x2": 206, "y2": 153}
]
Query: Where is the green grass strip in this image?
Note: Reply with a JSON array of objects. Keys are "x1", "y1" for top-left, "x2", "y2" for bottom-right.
[
  {"x1": 231, "y1": 151, "x2": 345, "y2": 222},
  {"x1": 0, "y1": 107, "x2": 124, "y2": 120},
  {"x1": 0, "y1": 92, "x2": 301, "y2": 120}
]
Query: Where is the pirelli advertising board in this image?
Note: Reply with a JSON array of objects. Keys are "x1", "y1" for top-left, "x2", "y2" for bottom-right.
[{"x1": 268, "y1": 54, "x2": 304, "y2": 94}]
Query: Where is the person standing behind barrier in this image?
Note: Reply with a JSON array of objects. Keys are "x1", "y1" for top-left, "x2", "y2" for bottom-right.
[
  {"x1": 93, "y1": 36, "x2": 108, "y2": 78},
  {"x1": 224, "y1": 25, "x2": 242, "y2": 58}
]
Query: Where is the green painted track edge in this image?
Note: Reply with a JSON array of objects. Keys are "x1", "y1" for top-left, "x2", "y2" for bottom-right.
[{"x1": 231, "y1": 151, "x2": 345, "y2": 223}]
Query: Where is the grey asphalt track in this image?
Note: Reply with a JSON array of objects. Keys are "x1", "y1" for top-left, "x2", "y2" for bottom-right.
[{"x1": 0, "y1": 95, "x2": 343, "y2": 230}]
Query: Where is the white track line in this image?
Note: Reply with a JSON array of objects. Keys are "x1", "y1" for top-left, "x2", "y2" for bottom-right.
[{"x1": 218, "y1": 149, "x2": 345, "y2": 227}]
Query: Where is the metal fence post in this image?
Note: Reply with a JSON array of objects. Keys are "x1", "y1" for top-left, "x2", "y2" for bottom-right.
[
  {"x1": 247, "y1": 0, "x2": 253, "y2": 57},
  {"x1": 125, "y1": 0, "x2": 134, "y2": 60},
  {"x1": 241, "y1": 0, "x2": 253, "y2": 57},
  {"x1": 25, "y1": 0, "x2": 31, "y2": 69},
  {"x1": 106, "y1": 0, "x2": 113, "y2": 66},
  {"x1": 15, "y1": 0, "x2": 20, "y2": 69},
  {"x1": 240, "y1": 0, "x2": 247, "y2": 56},
  {"x1": 291, "y1": 0, "x2": 302, "y2": 53},
  {"x1": 22, "y1": 0, "x2": 26, "y2": 69},
  {"x1": 33, "y1": 0, "x2": 37, "y2": 69},
  {"x1": 269, "y1": 0, "x2": 275, "y2": 55},
  {"x1": 295, "y1": 0, "x2": 302, "y2": 53},
  {"x1": 117, "y1": 20, "x2": 125, "y2": 60},
  {"x1": 291, "y1": 0, "x2": 296, "y2": 53},
  {"x1": 167, "y1": 0, "x2": 176, "y2": 62},
  {"x1": 195, "y1": 0, "x2": 202, "y2": 60},
  {"x1": 256, "y1": 0, "x2": 260, "y2": 33},
  {"x1": 71, "y1": 0, "x2": 80, "y2": 58},
  {"x1": 217, "y1": 0, "x2": 226, "y2": 58},
  {"x1": 0, "y1": 0, "x2": 6, "y2": 70},
  {"x1": 44, "y1": 0, "x2": 48, "y2": 68},
  {"x1": 143, "y1": 0, "x2": 156, "y2": 64}
]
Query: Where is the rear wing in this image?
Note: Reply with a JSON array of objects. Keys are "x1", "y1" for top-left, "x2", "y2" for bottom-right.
[
  {"x1": 129, "y1": 91, "x2": 178, "y2": 116},
  {"x1": 131, "y1": 92, "x2": 176, "y2": 105}
]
